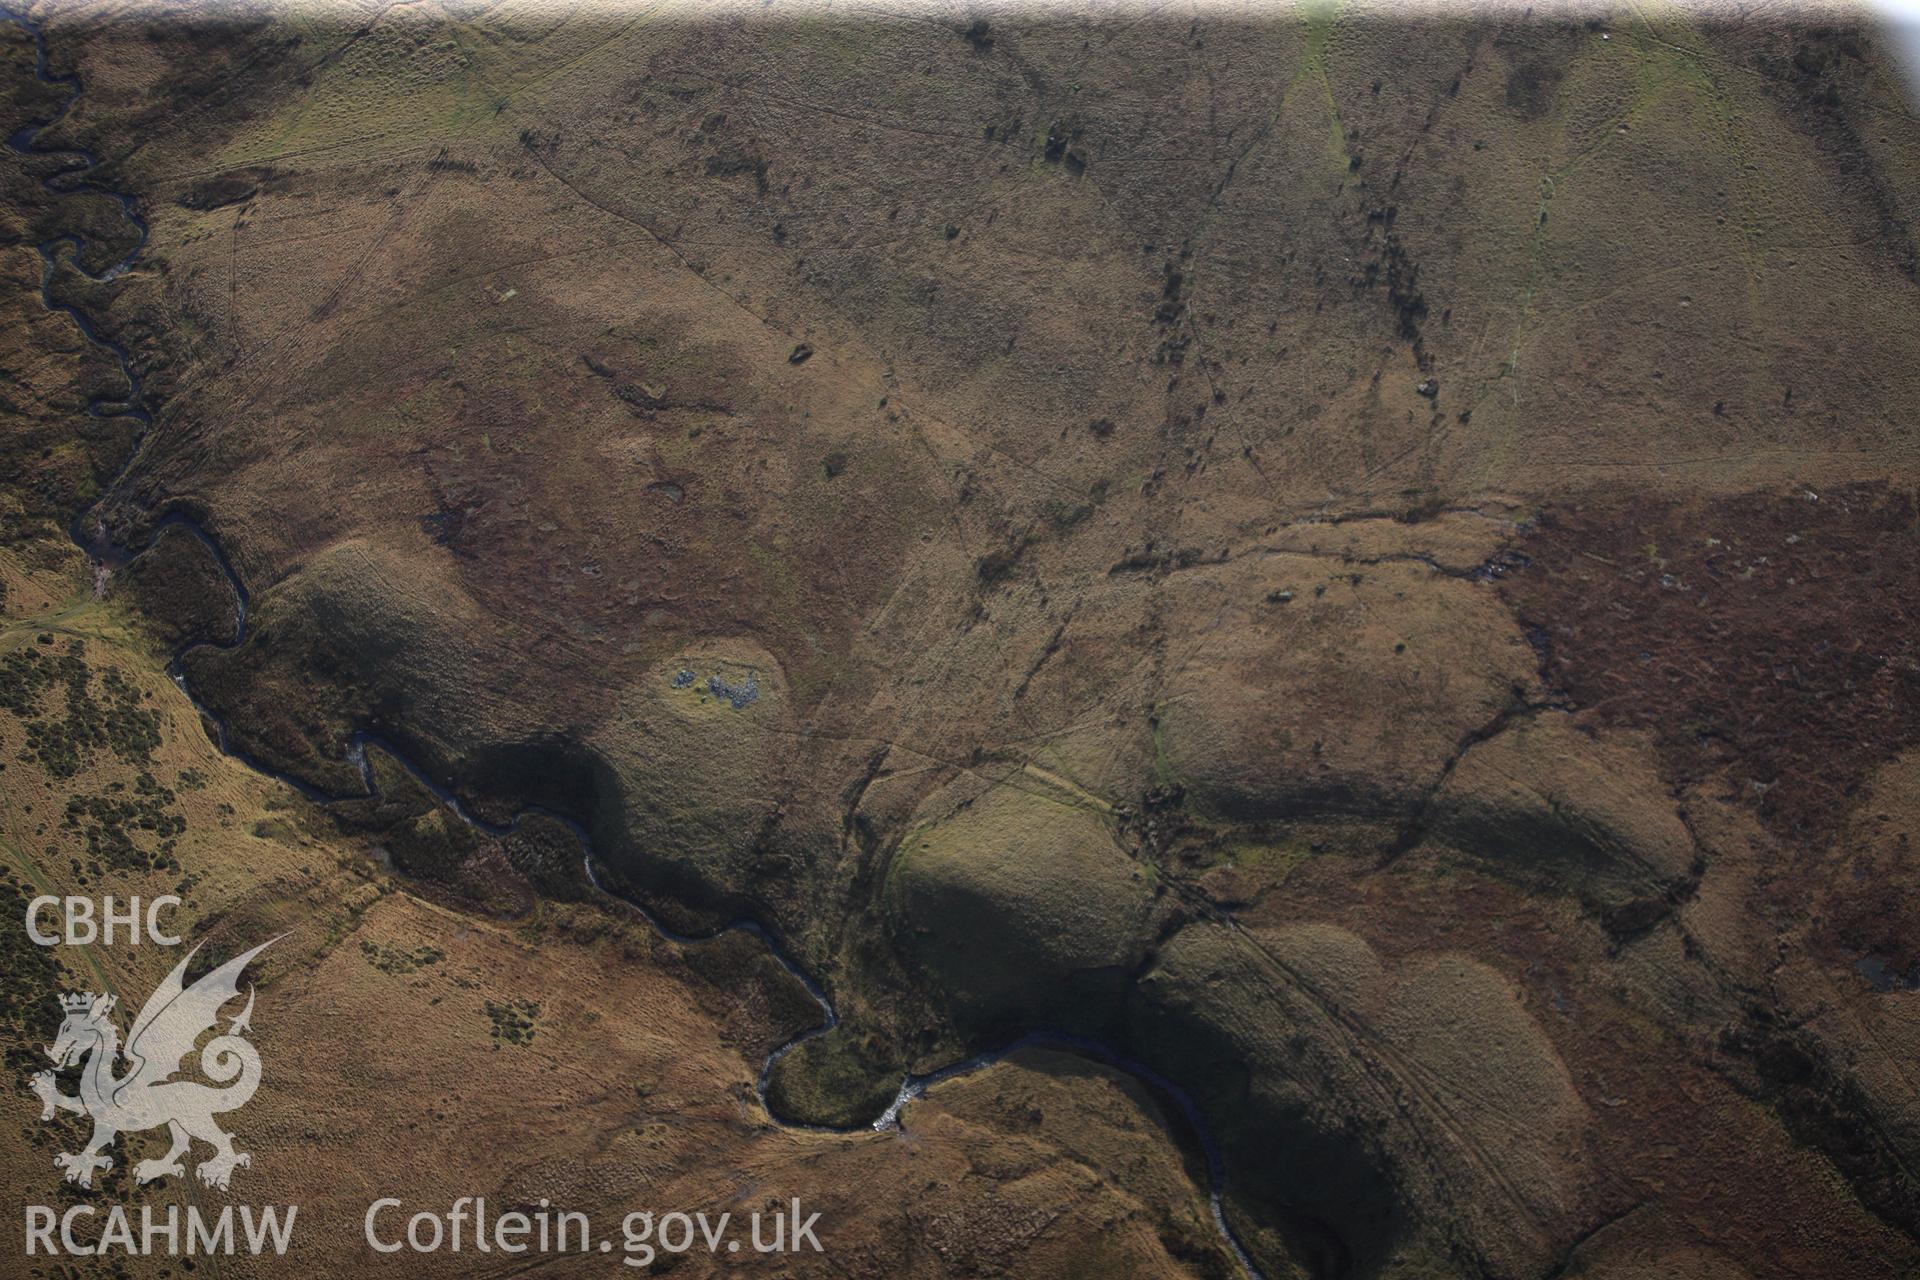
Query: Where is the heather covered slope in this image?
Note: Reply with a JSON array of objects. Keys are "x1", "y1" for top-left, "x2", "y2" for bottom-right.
[{"x1": 6, "y1": 2, "x2": 1920, "y2": 1277}]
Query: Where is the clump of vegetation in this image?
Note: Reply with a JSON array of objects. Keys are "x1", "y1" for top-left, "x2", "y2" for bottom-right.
[
  {"x1": 4, "y1": 643, "x2": 161, "y2": 778},
  {"x1": 484, "y1": 998, "x2": 539, "y2": 1046},
  {"x1": 0, "y1": 870, "x2": 66, "y2": 1078},
  {"x1": 60, "y1": 770, "x2": 185, "y2": 876},
  {"x1": 359, "y1": 940, "x2": 444, "y2": 975}
]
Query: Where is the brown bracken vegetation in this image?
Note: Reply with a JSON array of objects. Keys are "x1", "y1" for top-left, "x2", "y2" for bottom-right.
[{"x1": 1500, "y1": 483, "x2": 1920, "y2": 841}]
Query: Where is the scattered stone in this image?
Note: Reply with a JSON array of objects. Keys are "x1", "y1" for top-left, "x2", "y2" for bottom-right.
[{"x1": 706, "y1": 671, "x2": 760, "y2": 709}]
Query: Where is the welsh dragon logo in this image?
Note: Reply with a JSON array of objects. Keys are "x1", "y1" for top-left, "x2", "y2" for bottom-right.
[{"x1": 27, "y1": 938, "x2": 278, "y2": 1191}]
